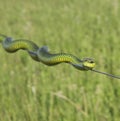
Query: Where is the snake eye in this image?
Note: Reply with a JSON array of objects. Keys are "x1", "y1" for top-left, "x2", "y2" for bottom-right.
[
  {"x1": 90, "y1": 60, "x2": 94, "y2": 63},
  {"x1": 82, "y1": 58, "x2": 94, "y2": 63}
]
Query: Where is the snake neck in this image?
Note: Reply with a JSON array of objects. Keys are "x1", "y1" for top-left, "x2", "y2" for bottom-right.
[
  {"x1": 2, "y1": 38, "x2": 39, "y2": 61},
  {"x1": 37, "y1": 46, "x2": 82, "y2": 66}
]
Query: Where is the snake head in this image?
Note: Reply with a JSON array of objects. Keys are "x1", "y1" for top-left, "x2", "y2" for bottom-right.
[
  {"x1": 81, "y1": 58, "x2": 95, "y2": 70},
  {"x1": 71, "y1": 57, "x2": 95, "y2": 71}
]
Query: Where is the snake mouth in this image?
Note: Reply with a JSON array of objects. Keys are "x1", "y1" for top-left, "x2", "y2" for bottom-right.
[
  {"x1": 81, "y1": 58, "x2": 96, "y2": 70},
  {"x1": 83, "y1": 63, "x2": 96, "y2": 70}
]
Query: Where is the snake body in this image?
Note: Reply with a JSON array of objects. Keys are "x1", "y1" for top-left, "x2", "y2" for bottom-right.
[
  {"x1": 36, "y1": 46, "x2": 95, "y2": 70},
  {"x1": 1, "y1": 35, "x2": 120, "y2": 79},
  {"x1": 0, "y1": 35, "x2": 95, "y2": 71},
  {"x1": 1, "y1": 37, "x2": 39, "y2": 61}
]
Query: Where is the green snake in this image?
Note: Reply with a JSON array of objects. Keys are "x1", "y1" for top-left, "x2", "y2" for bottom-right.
[
  {"x1": 0, "y1": 34, "x2": 120, "y2": 79},
  {"x1": 0, "y1": 34, "x2": 95, "y2": 71}
]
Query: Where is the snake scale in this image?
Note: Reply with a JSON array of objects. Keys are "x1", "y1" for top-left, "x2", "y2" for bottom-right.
[{"x1": 0, "y1": 35, "x2": 95, "y2": 71}]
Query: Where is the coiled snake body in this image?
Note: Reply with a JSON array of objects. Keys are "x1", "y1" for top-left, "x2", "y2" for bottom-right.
[{"x1": 0, "y1": 35, "x2": 95, "y2": 71}]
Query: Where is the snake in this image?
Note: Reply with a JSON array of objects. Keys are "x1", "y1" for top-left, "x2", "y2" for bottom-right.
[
  {"x1": 1, "y1": 34, "x2": 120, "y2": 79},
  {"x1": 0, "y1": 34, "x2": 95, "y2": 71}
]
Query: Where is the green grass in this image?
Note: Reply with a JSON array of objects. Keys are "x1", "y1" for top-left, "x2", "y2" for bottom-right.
[{"x1": 0, "y1": 0, "x2": 120, "y2": 120}]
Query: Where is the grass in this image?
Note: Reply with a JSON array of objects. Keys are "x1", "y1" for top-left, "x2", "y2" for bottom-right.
[{"x1": 0, "y1": 0, "x2": 120, "y2": 120}]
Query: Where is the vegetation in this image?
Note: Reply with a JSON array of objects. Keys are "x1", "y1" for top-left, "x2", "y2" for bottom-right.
[{"x1": 0, "y1": 0, "x2": 120, "y2": 120}]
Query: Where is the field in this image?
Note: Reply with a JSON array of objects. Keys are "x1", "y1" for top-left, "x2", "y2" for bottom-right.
[{"x1": 0, "y1": 0, "x2": 120, "y2": 121}]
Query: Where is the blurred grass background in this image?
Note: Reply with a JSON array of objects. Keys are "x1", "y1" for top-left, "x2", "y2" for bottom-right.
[{"x1": 0, "y1": 0, "x2": 120, "y2": 121}]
